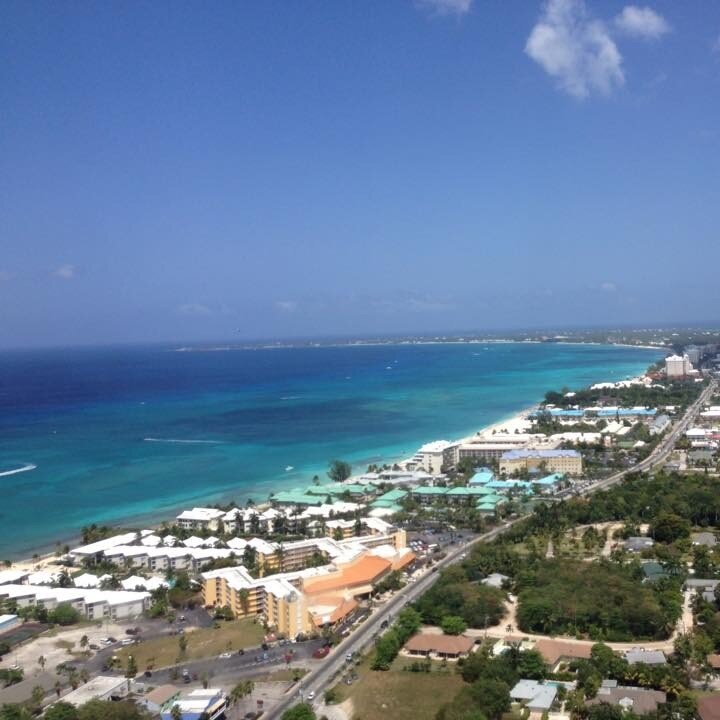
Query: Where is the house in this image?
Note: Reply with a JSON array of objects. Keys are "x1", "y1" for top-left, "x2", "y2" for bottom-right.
[
  {"x1": 160, "y1": 688, "x2": 227, "y2": 720},
  {"x1": 693, "y1": 532, "x2": 717, "y2": 548},
  {"x1": 510, "y1": 680, "x2": 558, "y2": 713},
  {"x1": 404, "y1": 633, "x2": 475, "y2": 660},
  {"x1": 698, "y1": 695, "x2": 720, "y2": 720},
  {"x1": 535, "y1": 639, "x2": 592, "y2": 670},
  {"x1": 624, "y1": 537, "x2": 654, "y2": 553},
  {"x1": 587, "y1": 682, "x2": 666, "y2": 716},
  {"x1": 625, "y1": 649, "x2": 666, "y2": 666},
  {"x1": 411, "y1": 486, "x2": 449, "y2": 504},
  {"x1": 141, "y1": 685, "x2": 182, "y2": 715}
]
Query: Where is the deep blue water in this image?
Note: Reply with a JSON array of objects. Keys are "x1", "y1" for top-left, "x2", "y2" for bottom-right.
[{"x1": 0, "y1": 342, "x2": 662, "y2": 557}]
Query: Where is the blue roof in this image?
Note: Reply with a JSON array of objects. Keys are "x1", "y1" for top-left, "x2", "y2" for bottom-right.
[
  {"x1": 469, "y1": 469, "x2": 495, "y2": 485},
  {"x1": 597, "y1": 408, "x2": 656, "y2": 417}
]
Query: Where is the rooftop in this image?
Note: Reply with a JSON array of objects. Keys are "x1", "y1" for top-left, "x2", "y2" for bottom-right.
[{"x1": 404, "y1": 633, "x2": 474, "y2": 656}]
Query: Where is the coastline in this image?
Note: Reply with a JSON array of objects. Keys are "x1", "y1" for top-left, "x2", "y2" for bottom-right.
[{"x1": 1, "y1": 343, "x2": 662, "y2": 564}]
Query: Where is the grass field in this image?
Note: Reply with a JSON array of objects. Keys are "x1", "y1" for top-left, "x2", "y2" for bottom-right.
[
  {"x1": 330, "y1": 657, "x2": 464, "y2": 720},
  {"x1": 115, "y1": 619, "x2": 264, "y2": 670}
]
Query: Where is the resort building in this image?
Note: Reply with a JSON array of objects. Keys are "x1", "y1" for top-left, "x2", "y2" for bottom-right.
[
  {"x1": 666, "y1": 354, "x2": 694, "y2": 378},
  {"x1": 201, "y1": 539, "x2": 414, "y2": 636},
  {"x1": 499, "y1": 449, "x2": 582, "y2": 476},
  {"x1": 411, "y1": 440, "x2": 459, "y2": 474},
  {"x1": 175, "y1": 507, "x2": 225, "y2": 531},
  {"x1": 0, "y1": 585, "x2": 150, "y2": 620}
]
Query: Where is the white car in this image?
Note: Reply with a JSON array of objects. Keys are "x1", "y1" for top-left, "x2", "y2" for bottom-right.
[
  {"x1": 306, "y1": 691, "x2": 315, "y2": 701},
  {"x1": 219, "y1": 652, "x2": 232, "y2": 659}
]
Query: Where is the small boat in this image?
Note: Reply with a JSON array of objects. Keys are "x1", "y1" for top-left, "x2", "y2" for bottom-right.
[{"x1": 285, "y1": 465, "x2": 294, "y2": 472}]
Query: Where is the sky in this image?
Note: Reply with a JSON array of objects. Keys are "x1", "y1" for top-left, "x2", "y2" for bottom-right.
[{"x1": 2, "y1": 0, "x2": 720, "y2": 348}]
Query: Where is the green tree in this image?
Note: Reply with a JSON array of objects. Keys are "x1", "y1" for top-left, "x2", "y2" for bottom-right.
[
  {"x1": 281, "y1": 704, "x2": 316, "y2": 720},
  {"x1": 441, "y1": 615, "x2": 468, "y2": 635},
  {"x1": 43, "y1": 703, "x2": 79, "y2": 720},
  {"x1": 327, "y1": 460, "x2": 352, "y2": 483},
  {"x1": 48, "y1": 603, "x2": 80, "y2": 626}
]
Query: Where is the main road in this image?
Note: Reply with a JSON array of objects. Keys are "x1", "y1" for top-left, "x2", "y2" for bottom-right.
[{"x1": 267, "y1": 378, "x2": 716, "y2": 719}]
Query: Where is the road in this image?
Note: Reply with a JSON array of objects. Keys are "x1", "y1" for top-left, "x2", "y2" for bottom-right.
[{"x1": 267, "y1": 378, "x2": 716, "y2": 719}]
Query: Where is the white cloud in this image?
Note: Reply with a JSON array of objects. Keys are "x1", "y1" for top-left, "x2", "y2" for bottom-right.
[
  {"x1": 53, "y1": 264, "x2": 76, "y2": 279},
  {"x1": 178, "y1": 303, "x2": 212, "y2": 316},
  {"x1": 275, "y1": 300, "x2": 298, "y2": 313},
  {"x1": 600, "y1": 281, "x2": 617, "y2": 292},
  {"x1": 615, "y1": 6, "x2": 670, "y2": 40},
  {"x1": 416, "y1": 0, "x2": 473, "y2": 17},
  {"x1": 525, "y1": 0, "x2": 624, "y2": 98}
]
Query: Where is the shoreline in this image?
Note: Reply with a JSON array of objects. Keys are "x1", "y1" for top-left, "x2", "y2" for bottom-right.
[{"x1": 3, "y1": 346, "x2": 662, "y2": 566}]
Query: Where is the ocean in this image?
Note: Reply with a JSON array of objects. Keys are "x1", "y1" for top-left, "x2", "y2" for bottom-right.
[{"x1": 0, "y1": 341, "x2": 662, "y2": 558}]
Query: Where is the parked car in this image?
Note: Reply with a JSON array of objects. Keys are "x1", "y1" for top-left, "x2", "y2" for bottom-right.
[{"x1": 312, "y1": 646, "x2": 330, "y2": 659}]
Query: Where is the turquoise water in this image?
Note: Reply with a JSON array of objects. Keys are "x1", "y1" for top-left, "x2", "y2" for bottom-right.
[{"x1": 0, "y1": 342, "x2": 662, "y2": 557}]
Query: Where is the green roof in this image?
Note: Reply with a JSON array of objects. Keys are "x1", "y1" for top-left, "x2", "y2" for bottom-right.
[
  {"x1": 446, "y1": 486, "x2": 495, "y2": 496},
  {"x1": 272, "y1": 491, "x2": 324, "y2": 506},
  {"x1": 371, "y1": 498, "x2": 401, "y2": 508},
  {"x1": 304, "y1": 483, "x2": 375, "y2": 496},
  {"x1": 477, "y1": 502, "x2": 500, "y2": 512}
]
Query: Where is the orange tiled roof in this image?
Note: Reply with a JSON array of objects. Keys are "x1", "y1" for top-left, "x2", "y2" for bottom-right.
[
  {"x1": 303, "y1": 554, "x2": 391, "y2": 595},
  {"x1": 310, "y1": 596, "x2": 359, "y2": 626},
  {"x1": 391, "y1": 551, "x2": 416, "y2": 571}
]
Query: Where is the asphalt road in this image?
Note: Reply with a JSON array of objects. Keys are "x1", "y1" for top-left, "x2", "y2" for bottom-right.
[{"x1": 267, "y1": 378, "x2": 716, "y2": 719}]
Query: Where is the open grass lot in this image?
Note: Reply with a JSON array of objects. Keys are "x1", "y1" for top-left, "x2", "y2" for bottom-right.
[
  {"x1": 116, "y1": 619, "x2": 264, "y2": 670},
  {"x1": 331, "y1": 658, "x2": 464, "y2": 720}
]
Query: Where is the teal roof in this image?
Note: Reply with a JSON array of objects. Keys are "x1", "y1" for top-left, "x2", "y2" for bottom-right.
[
  {"x1": 533, "y1": 473, "x2": 564, "y2": 486},
  {"x1": 446, "y1": 486, "x2": 495, "y2": 496},
  {"x1": 469, "y1": 469, "x2": 495, "y2": 485},
  {"x1": 371, "y1": 498, "x2": 401, "y2": 508},
  {"x1": 477, "y1": 502, "x2": 500, "y2": 512},
  {"x1": 272, "y1": 491, "x2": 324, "y2": 506},
  {"x1": 476, "y1": 493, "x2": 505, "y2": 504},
  {"x1": 305, "y1": 483, "x2": 375, "y2": 496}
]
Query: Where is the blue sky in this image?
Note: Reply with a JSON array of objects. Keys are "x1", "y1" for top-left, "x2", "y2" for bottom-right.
[{"x1": 2, "y1": 0, "x2": 719, "y2": 348}]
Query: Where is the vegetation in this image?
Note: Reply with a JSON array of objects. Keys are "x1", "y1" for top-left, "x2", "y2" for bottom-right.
[
  {"x1": 414, "y1": 565, "x2": 506, "y2": 629},
  {"x1": 281, "y1": 704, "x2": 316, "y2": 720},
  {"x1": 327, "y1": 459, "x2": 352, "y2": 483},
  {"x1": 372, "y1": 607, "x2": 422, "y2": 670},
  {"x1": 515, "y1": 559, "x2": 681, "y2": 641}
]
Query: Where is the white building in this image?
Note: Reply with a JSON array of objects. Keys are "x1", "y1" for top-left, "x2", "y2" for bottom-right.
[
  {"x1": 666, "y1": 354, "x2": 694, "y2": 378},
  {"x1": 412, "y1": 440, "x2": 457, "y2": 474},
  {"x1": 175, "y1": 507, "x2": 225, "y2": 531}
]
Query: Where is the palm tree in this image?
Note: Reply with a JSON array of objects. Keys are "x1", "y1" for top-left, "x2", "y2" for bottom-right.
[
  {"x1": 80, "y1": 668, "x2": 89, "y2": 684},
  {"x1": 79, "y1": 634, "x2": 89, "y2": 651},
  {"x1": 54, "y1": 680, "x2": 62, "y2": 698},
  {"x1": 38, "y1": 655, "x2": 46, "y2": 671}
]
